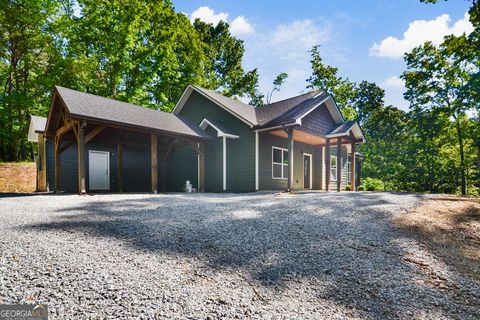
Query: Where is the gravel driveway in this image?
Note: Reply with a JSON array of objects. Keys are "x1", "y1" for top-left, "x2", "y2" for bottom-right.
[{"x1": 0, "y1": 192, "x2": 479, "y2": 319}]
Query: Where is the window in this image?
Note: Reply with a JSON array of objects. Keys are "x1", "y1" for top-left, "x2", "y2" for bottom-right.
[
  {"x1": 330, "y1": 156, "x2": 337, "y2": 181},
  {"x1": 272, "y1": 147, "x2": 289, "y2": 179}
]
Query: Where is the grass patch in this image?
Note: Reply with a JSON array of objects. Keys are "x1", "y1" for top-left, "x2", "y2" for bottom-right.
[{"x1": 0, "y1": 162, "x2": 36, "y2": 193}]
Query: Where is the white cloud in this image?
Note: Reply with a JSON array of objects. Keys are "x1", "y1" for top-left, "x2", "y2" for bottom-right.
[
  {"x1": 370, "y1": 12, "x2": 473, "y2": 59},
  {"x1": 381, "y1": 76, "x2": 404, "y2": 89},
  {"x1": 190, "y1": 6, "x2": 228, "y2": 25},
  {"x1": 230, "y1": 16, "x2": 254, "y2": 35},
  {"x1": 190, "y1": 7, "x2": 254, "y2": 36},
  {"x1": 272, "y1": 20, "x2": 331, "y2": 48},
  {"x1": 241, "y1": 19, "x2": 333, "y2": 102}
]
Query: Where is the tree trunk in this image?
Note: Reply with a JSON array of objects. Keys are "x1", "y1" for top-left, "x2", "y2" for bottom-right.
[{"x1": 455, "y1": 117, "x2": 467, "y2": 195}]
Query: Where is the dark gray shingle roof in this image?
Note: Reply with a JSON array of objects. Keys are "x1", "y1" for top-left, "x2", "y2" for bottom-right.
[
  {"x1": 328, "y1": 120, "x2": 356, "y2": 135},
  {"x1": 254, "y1": 92, "x2": 329, "y2": 128},
  {"x1": 55, "y1": 86, "x2": 210, "y2": 140},
  {"x1": 192, "y1": 86, "x2": 258, "y2": 126},
  {"x1": 255, "y1": 91, "x2": 321, "y2": 126}
]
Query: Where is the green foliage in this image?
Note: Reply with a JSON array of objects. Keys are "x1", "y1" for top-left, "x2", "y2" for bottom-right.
[
  {"x1": 363, "y1": 178, "x2": 384, "y2": 191},
  {"x1": 345, "y1": 185, "x2": 352, "y2": 191},
  {"x1": 357, "y1": 185, "x2": 365, "y2": 191},
  {"x1": 250, "y1": 72, "x2": 289, "y2": 107},
  {"x1": 0, "y1": 0, "x2": 260, "y2": 161}
]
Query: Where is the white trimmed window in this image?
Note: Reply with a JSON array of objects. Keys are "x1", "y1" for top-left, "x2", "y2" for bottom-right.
[
  {"x1": 330, "y1": 155, "x2": 337, "y2": 181},
  {"x1": 272, "y1": 147, "x2": 288, "y2": 179}
]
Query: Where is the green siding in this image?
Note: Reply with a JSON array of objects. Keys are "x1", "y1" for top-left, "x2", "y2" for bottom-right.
[
  {"x1": 166, "y1": 146, "x2": 198, "y2": 192},
  {"x1": 258, "y1": 132, "x2": 322, "y2": 190},
  {"x1": 173, "y1": 91, "x2": 256, "y2": 192}
]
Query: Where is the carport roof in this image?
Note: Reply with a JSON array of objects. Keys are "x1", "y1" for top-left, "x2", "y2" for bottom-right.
[{"x1": 54, "y1": 86, "x2": 211, "y2": 140}]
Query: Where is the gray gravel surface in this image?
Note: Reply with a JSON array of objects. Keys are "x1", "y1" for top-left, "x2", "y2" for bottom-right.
[{"x1": 0, "y1": 192, "x2": 479, "y2": 319}]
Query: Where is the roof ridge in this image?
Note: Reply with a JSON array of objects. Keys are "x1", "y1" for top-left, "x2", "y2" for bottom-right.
[
  {"x1": 263, "y1": 90, "x2": 322, "y2": 107},
  {"x1": 55, "y1": 86, "x2": 175, "y2": 116}
]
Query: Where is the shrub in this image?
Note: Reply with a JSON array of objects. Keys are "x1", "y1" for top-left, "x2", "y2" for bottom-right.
[
  {"x1": 345, "y1": 184, "x2": 352, "y2": 191},
  {"x1": 363, "y1": 177, "x2": 384, "y2": 191},
  {"x1": 357, "y1": 185, "x2": 365, "y2": 191}
]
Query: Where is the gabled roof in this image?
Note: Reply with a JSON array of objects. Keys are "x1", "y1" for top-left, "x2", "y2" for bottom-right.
[
  {"x1": 199, "y1": 118, "x2": 239, "y2": 139},
  {"x1": 52, "y1": 86, "x2": 211, "y2": 140},
  {"x1": 28, "y1": 115, "x2": 47, "y2": 142},
  {"x1": 255, "y1": 91, "x2": 321, "y2": 126},
  {"x1": 255, "y1": 92, "x2": 332, "y2": 128},
  {"x1": 173, "y1": 85, "x2": 257, "y2": 127},
  {"x1": 173, "y1": 85, "x2": 345, "y2": 131},
  {"x1": 326, "y1": 120, "x2": 366, "y2": 142}
]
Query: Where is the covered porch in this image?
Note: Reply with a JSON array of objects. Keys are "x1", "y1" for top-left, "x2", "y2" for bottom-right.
[
  {"x1": 44, "y1": 86, "x2": 211, "y2": 194},
  {"x1": 262, "y1": 120, "x2": 364, "y2": 192}
]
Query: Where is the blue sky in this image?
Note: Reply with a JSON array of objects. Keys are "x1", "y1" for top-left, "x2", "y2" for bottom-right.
[{"x1": 174, "y1": 0, "x2": 472, "y2": 110}]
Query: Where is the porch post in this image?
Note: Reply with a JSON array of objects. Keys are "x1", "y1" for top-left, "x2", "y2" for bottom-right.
[
  {"x1": 350, "y1": 142, "x2": 356, "y2": 191},
  {"x1": 77, "y1": 122, "x2": 86, "y2": 194},
  {"x1": 325, "y1": 138, "x2": 330, "y2": 192},
  {"x1": 54, "y1": 136, "x2": 61, "y2": 194},
  {"x1": 287, "y1": 128, "x2": 294, "y2": 191},
  {"x1": 151, "y1": 133, "x2": 158, "y2": 193},
  {"x1": 337, "y1": 137, "x2": 342, "y2": 192}
]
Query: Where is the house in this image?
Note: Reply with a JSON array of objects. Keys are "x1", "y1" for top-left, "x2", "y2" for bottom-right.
[{"x1": 29, "y1": 85, "x2": 365, "y2": 193}]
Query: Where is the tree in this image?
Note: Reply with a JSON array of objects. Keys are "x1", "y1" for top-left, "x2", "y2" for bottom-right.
[
  {"x1": 0, "y1": 0, "x2": 62, "y2": 161},
  {"x1": 306, "y1": 45, "x2": 357, "y2": 119},
  {"x1": 193, "y1": 19, "x2": 260, "y2": 100},
  {"x1": 266, "y1": 72, "x2": 288, "y2": 104},
  {"x1": 402, "y1": 40, "x2": 478, "y2": 195},
  {"x1": 249, "y1": 72, "x2": 288, "y2": 107}
]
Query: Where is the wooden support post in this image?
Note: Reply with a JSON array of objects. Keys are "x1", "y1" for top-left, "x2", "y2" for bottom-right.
[
  {"x1": 350, "y1": 143, "x2": 356, "y2": 191},
  {"x1": 337, "y1": 137, "x2": 342, "y2": 192},
  {"x1": 54, "y1": 135, "x2": 61, "y2": 194},
  {"x1": 151, "y1": 133, "x2": 158, "y2": 194},
  {"x1": 77, "y1": 122, "x2": 86, "y2": 194},
  {"x1": 325, "y1": 138, "x2": 331, "y2": 192},
  {"x1": 160, "y1": 147, "x2": 172, "y2": 192},
  {"x1": 118, "y1": 143, "x2": 123, "y2": 192},
  {"x1": 287, "y1": 128, "x2": 294, "y2": 191}
]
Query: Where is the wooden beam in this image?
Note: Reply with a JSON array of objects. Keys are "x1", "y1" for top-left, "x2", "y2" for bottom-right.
[
  {"x1": 118, "y1": 143, "x2": 123, "y2": 192},
  {"x1": 337, "y1": 137, "x2": 342, "y2": 192},
  {"x1": 151, "y1": 133, "x2": 158, "y2": 193},
  {"x1": 325, "y1": 138, "x2": 330, "y2": 192},
  {"x1": 56, "y1": 120, "x2": 76, "y2": 137},
  {"x1": 287, "y1": 128, "x2": 294, "y2": 191},
  {"x1": 59, "y1": 137, "x2": 75, "y2": 154},
  {"x1": 350, "y1": 142, "x2": 356, "y2": 191},
  {"x1": 54, "y1": 135, "x2": 61, "y2": 194},
  {"x1": 85, "y1": 125, "x2": 105, "y2": 144},
  {"x1": 160, "y1": 147, "x2": 173, "y2": 192},
  {"x1": 77, "y1": 122, "x2": 86, "y2": 194}
]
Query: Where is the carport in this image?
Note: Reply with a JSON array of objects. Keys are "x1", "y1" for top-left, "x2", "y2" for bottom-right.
[{"x1": 43, "y1": 86, "x2": 211, "y2": 194}]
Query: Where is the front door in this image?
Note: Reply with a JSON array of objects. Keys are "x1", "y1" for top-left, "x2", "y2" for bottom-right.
[
  {"x1": 303, "y1": 154, "x2": 312, "y2": 189},
  {"x1": 89, "y1": 150, "x2": 110, "y2": 190}
]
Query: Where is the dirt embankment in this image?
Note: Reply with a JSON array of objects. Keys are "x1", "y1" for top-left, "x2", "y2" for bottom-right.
[
  {"x1": 0, "y1": 162, "x2": 36, "y2": 193},
  {"x1": 395, "y1": 196, "x2": 480, "y2": 281}
]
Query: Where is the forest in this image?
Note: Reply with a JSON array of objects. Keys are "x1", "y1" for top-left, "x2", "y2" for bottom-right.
[{"x1": 0, "y1": 0, "x2": 479, "y2": 195}]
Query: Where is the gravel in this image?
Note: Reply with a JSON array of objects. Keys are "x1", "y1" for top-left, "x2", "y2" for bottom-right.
[{"x1": 0, "y1": 192, "x2": 478, "y2": 319}]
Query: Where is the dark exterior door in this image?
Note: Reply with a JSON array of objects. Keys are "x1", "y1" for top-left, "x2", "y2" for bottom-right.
[{"x1": 303, "y1": 154, "x2": 312, "y2": 189}]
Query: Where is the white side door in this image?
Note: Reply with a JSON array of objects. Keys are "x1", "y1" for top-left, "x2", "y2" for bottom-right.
[{"x1": 89, "y1": 150, "x2": 110, "y2": 191}]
